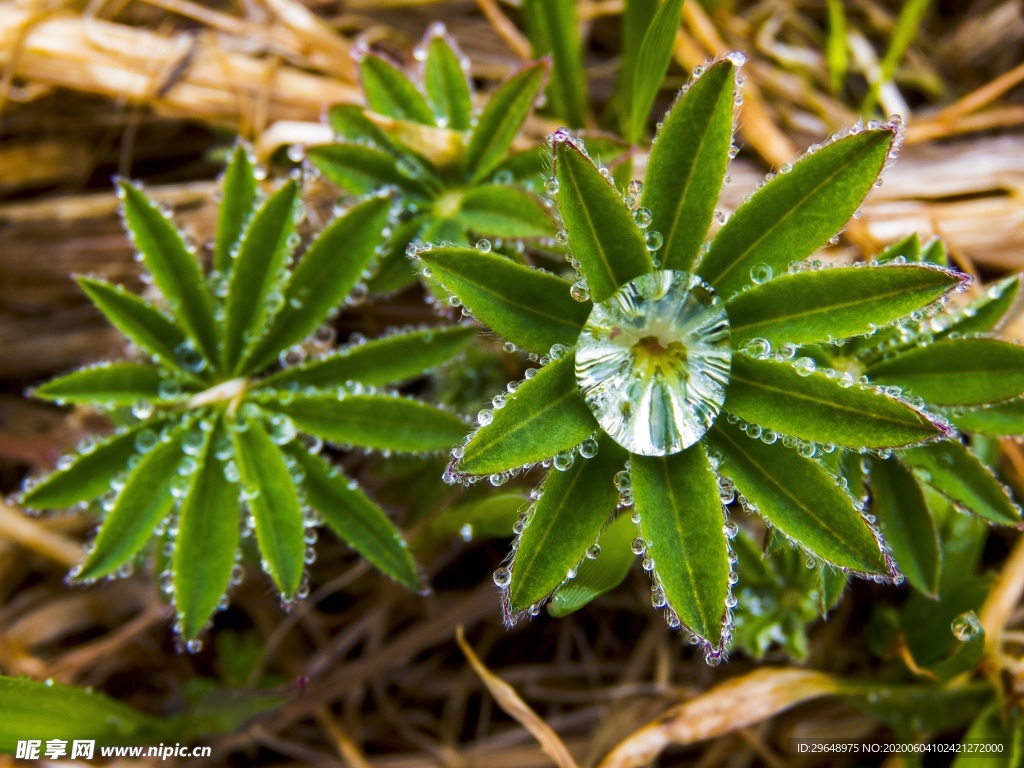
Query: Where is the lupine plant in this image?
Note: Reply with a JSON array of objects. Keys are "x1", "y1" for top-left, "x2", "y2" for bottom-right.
[
  {"x1": 20, "y1": 146, "x2": 472, "y2": 644},
  {"x1": 415, "y1": 54, "x2": 1024, "y2": 662},
  {"x1": 305, "y1": 24, "x2": 562, "y2": 294}
]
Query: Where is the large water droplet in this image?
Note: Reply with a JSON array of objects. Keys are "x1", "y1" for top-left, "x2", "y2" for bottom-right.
[
  {"x1": 575, "y1": 271, "x2": 731, "y2": 456},
  {"x1": 951, "y1": 610, "x2": 981, "y2": 642}
]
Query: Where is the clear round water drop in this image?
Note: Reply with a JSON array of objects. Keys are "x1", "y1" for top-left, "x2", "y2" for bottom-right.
[
  {"x1": 575, "y1": 271, "x2": 731, "y2": 456},
  {"x1": 951, "y1": 610, "x2": 981, "y2": 642}
]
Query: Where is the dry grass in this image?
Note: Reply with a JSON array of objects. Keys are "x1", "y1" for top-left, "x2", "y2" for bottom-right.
[{"x1": 1, "y1": 1, "x2": 1023, "y2": 765}]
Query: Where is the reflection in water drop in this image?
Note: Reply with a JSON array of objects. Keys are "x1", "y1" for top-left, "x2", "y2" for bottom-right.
[{"x1": 575, "y1": 271, "x2": 731, "y2": 456}]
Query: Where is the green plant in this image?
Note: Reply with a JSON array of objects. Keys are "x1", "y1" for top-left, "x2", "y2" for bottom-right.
[
  {"x1": 305, "y1": 25, "x2": 562, "y2": 295},
  {"x1": 20, "y1": 146, "x2": 471, "y2": 645},
  {"x1": 416, "y1": 54, "x2": 1023, "y2": 662}
]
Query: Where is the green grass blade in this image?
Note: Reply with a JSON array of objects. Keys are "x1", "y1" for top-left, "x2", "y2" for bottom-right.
[
  {"x1": 698, "y1": 129, "x2": 894, "y2": 298},
  {"x1": 465, "y1": 62, "x2": 547, "y2": 183},
  {"x1": 222, "y1": 180, "x2": 299, "y2": 373},
  {"x1": 634, "y1": 445, "x2": 730, "y2": 649},
  {"x1": 306, "y1": 143, "x2": 426, "y2": 197},
  {"x1": 424, "y1": 32, "x2": 473, "y2": 130},
  {"x1": 866, "y1": 338, "x2": 1024, "y2": 406},
  {"x1": 263, "y1": 394, "x2": 466, "y2": 453},
  {"x1": 547, "y1": 514, "x2": 635, "y2": 617},
  {"x1": 628, "y1": 0, "x2": 683, "y2": 144},
  {"x1": 642, "y1": 59, "x2": 735, "y2": 273},
  {"x1": 34, "y1": 363, "x2": 174, "y2": 406},
  {"x1": 456, "y1": 354, "x2": 598, "y2": 477},
  {"x1": 368, "y1": 215, "x2": 423, "y2": 294},
  {"x1": 173, "y1": 418, "x2": 240, "y2": 640},
  {"x1": 726, "y1": 264, "x2": 964, "y2": 347},
  {"x1": 288, "y1": 445, "x2": 421, "y2": 590},
  {"x1": 727, "y1": 355, "x2": 949, "y2": 449},
  {"x1": 262, "y1": 325, "x2": 473, "y2": 390},
  {"x1": 707, "y1": 420, "x2": 890, "y2": 575},
  {"x1": 0, "y1": 677, "x2": 168, "y2": 749},
  {"x1": 243, "y1": 195, "x2": 391, "y2": 372},
  {"x1": 554, "y1": 135, "x2": 651, "y2": 302},
  {"x1": 864, "y1": 0, "x2": 931, "y2": 112},
  {"x1": 522, "y1": 0, "x2": 587, "y2": 128},
  {"x1": 232, "y1": 415, "x2": 304, "y2": 597},
  {"x1": 359, "y1": 54, "x2": 435, "y2": 124},
  {"x1": 455, "y1": 184, "x2": 557, "y2": 239},
  {"x1": 868, "y1": 457, "x2": 940, "y2": 597},
  {"x1": 77, "y1": 277, "x2": 204, "y2": 382},
  {"x1": 506, "y1": 434, "x2": 627, "y2": 615},
  {"x1": 77, "y1": 419, "x2": 190, "y2": 580},
  {"x1": 946, "y1": 398, "x2": 1024, "y2": 437},
  {"x1": 214, "y1": 145, "x2": 258, "y2": 275},
  {"x1": 417, "y1": 246, "x2": 590, "y2": 355},
  {"x1": 825, "y1": 0, "x2": 848, "y2": 96},
  {"x1": 614, "y1": 0, "x2": 658, "y2": 136},
  {"x1": 118, "y1": 181, "x2": 219, "y2": 365},
  {"x1": 899, "y1": 441, "x2": 1021, "y2": 526},
  {"x1": 20, "y1": 418, "x2": 173, "y2": 510}
]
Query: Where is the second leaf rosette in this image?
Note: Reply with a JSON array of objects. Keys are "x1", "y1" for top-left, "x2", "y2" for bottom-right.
[{"x1": 418, "y1": 56, "x2": 976, "y2": 661}]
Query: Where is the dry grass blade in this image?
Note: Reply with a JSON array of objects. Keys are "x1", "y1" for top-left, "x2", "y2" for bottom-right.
[
  {"x1": 597, "y1": 668, "x2": 846, "y2": 768},
  {"x1": 0, "y1": 501, "x2": 83, "y2": 567},
  {"x1": 456, "y1": 626, "x2": 580, "y2": 768}
]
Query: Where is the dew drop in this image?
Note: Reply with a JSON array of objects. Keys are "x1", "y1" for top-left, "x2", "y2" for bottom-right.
[
  {"x1": 750, "y1": 263, "x2": 773, "y2": 285},
  {"x1": 793, "y1": 357, "x2": 816, "y2": 376},
  {"x1": 633, "y1": 208, "x2": 652, "y2": 228},
  {"x1": 951, "y1": 610, "x2": 981, "y2": 642}
]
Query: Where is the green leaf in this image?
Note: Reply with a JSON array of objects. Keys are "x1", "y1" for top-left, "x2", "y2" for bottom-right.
[
  {"x1": 954, "y1": 702, "x2": 1021, "y2": 768},
  {"x1": 329, "y1": 104, "x2": 394, "y2": 147},
  {"x1": 263, "y1": 394, "x2": 466, "y2": 453},
  {"x1": 628, "y1": 0, "x2": 684, "y2": 144},
  {"x1": 173, "y1": 419, "x2": 240, "y2": 640},
  {"x1": 262, "y1": 325, "x2": 473, "y2": 390},
  {"x1": 726, "y1": 355, "x2": 949, "y2": 449},
  {"x1": 707, "y1": 419, "x2": 889, "y2": 575},
  {"x1": 919, "y1": 236, "x2": 948, "y2": 266},
  {"x1": 634, "y1": 445, "x2": 730, "y2": 648},
  {"x1": 77, "y1": 420, "x2": 190, "y2": 580},
  {"x1": 34, "y1": 363, "x2": 171, "y2": 405},
  {"x1": 866, "y1": 338, "x2": 1024, "y2": 406},
  {"x1": 0, "y1": 677, "x2": 168, "y2": 749},
  {"x1": 368, "y1": 215, "x2": 423, "y2": 294},
  {"x1": 819, "y1": 566, "x2": 849, "y2": 614},
  {"x1": 417, "y1": 247, "x2": 590, "y2": 354},
  {"x1": 222, "y1": 180, "x2": 299, "y2": 373},
  {"x1": 424, "y1": 32, "x2": 473, "y2": 131},
  {"x1": 642, "y1": 59, "x2": 735, "y2": 273},
  {"x1": 118, "y1": 181, "x2": 219, "y2": 365},
  {"x1": 825, "y1": 0, "x2": 848, "y2": 96},
  {"x1": 77, "y1": 277, "x2": 201, "y2": 382},
  {"x1": 875, "y1": 233, "x2": 921, "y2": 264},
  {"x1": 232, "y1": 415, "x2": 304, "y2": 597},
  {"x1": 615, "y1": 0, "x2": 658, "y2": 135},
  {"x1": 726, "y1": 264, "x2": 964, "y2": 347},
  {"x1": 947, "y1": 397, "x2": 1024, "y2": 437},
  {"x1": 554, "y1": 136, "x2": 651, "y2": 302},
  {"x1": 937, "y1": 275, "x2": 1021, "y2": 340},
  {"x1": 548, "y1": 514, "x2": 635, "y2": 617},
  {"x1": 522, "y1": 0, "x2": 587, "y2": 128},
  {"x1": 869, "y1": 457, "x2": 940, "y2": 597},
  {"x1": 457, "y1": 353, "x2": 597, "y2": 476},
  {"x1": 20, "y1": 419, "x2": 172, "y2": 509},
  {"x1": 465, "y1": 62, "x2": 547, "y2": 183},
  {"x1": 288, "y1": 445, "x2": 421, "y2": 590},
  {"x1": 359, "y1": 54, "x2": 435, "y2": 124},
  {"x1": 698, "y1": 129, "x2": 894, "y2": 298},
  {"x1": 455, "y1": 184, "x2": 556, "y2": 239},
  {"x1": 214, "y1": 145, "x2": 259, "y2": 274},
  {"x1": 506, "y1": 435, "x2": 627, "y2": 614},
  {"x1": 898, "y1": 440, "x2": 1021, "y2": 526},
  {"x1": 243, "y1": 195, "x2": 392, "y2": 372},
  {"x1": 849, "y1": 682, "x2": 991, "y2": 737},
  {"x1": 306, "y1": 143, "x2": 426, "y2": 197}
]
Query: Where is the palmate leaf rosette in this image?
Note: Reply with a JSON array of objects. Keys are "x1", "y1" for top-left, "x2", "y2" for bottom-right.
[
  {"x1": 21, "y1": 147, "x2": 471, "y2": 645},
  {"x1": 306, "y1": 23, "x2": 588, "y2": 294},
  {"x1": 418, "y1": 54, "x2": 978, "y2": 662}
]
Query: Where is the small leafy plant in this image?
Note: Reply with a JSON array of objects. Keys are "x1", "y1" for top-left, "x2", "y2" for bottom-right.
[
  {"x1": 306, "y1": 25, "x2": 560, "y2": 294},
  {"x1": 417, "y1": 55, "x2": 1022, "y2": 662},
  {"x1": 20, "y1": 147, "x2": 471, "y2": 644}
]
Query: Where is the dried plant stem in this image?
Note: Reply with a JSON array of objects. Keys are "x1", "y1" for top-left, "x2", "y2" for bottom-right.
[{"x1": 0, "y1": 502, "x2": 82, "y2": 567}]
